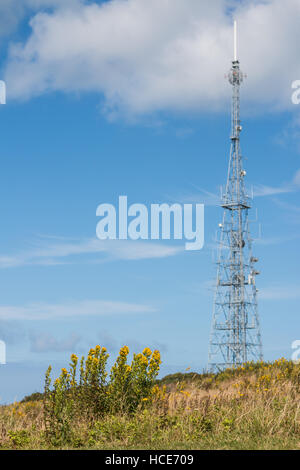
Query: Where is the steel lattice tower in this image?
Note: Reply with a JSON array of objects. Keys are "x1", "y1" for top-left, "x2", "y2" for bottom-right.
[{"x1": 207, "y1": 22, "x2": 263, "y2": 372}]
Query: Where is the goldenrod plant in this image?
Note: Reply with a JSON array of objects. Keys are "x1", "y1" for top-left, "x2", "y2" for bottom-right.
[{"x1": 43, "y1": 345, "x2": 161, "y2": 445}]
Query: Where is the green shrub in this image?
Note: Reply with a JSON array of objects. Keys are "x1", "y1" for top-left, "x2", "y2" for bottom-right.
[{"x1": 43, "y1": 345, "x2": 162, "y2": 445}]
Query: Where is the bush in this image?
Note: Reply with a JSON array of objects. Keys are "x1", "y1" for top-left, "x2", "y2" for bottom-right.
[{"x1": 43, "y1": 345, "x2": 161, "y2": 446}]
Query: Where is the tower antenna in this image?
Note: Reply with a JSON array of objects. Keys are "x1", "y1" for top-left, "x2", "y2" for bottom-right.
[
  {"x1": 207, "y1": 22, "x2": 263, "y2": 372},
  {"x1": 234, "y1": 20, "x2": 237, "y2": 61}
]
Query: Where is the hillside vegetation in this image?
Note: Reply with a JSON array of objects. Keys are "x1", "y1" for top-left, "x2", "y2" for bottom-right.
[{"x1": 0, "y1": 348, "x2": 300, "y2": 450}]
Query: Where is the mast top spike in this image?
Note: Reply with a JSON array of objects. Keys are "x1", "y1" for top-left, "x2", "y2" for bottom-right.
[{"x1": 234, "y1": 20, "x2": 237, "y2": 61}]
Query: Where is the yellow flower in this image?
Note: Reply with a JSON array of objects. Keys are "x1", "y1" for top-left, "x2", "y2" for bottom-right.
[
  {"x1": 140, "y1": 355, "x2": 148, "y2": 366},
  {"x1": 152, "y1": 385, "x2": 160, "y2": 394},
  {"x1": 143, "y1": 348, "x2": 152, "y2": 357},
  {"x1": 120, "y1": 346, "x2": 129, "y2": 356},
  {"x1": 152, "y1": 350, "x2": 161, "y2": 363}
]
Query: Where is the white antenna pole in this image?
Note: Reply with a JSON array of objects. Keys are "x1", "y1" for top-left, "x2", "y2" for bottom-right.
[{"x1": 234, "y1": 20, "x2": 237, "y2": 61}]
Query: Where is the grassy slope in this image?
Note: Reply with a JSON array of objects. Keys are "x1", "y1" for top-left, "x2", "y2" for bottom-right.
[{"x1": 0, "y1": 359, "x2": 300, "y2": 450}]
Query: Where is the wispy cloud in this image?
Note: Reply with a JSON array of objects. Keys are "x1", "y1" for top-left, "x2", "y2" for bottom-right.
[
  {"x1": 274, "y1": 115, "x2": 300, "y2": 154},
  {"x1": 254, "y1": 234, "x2": 300, "y2": 246},
  {"x1": 181, "y1": 189, "x2": 219, "y2": 207},
  {"x1": 0, "y1": 299, "x2": 156, "y2": 320},
  {"x1": 260, "y1": 285, "x2": 300, "y2": 301},
  {"x1": 253, "y1": 184, "x2": 293, "y2": 197},
  {"x1": 168, "y1": 183, "x2": 220, "y2": 207},
  {"x1": 178, "y1": 168, "x2": 300, "y2": 207},
  {"x1": 0, "y1": 321, "x2": 26, "y2": 344},
  {"x1": 253, "y1": 169, "x2": 300, "y2": 198},
  {"x1": 29, "y1": 331, "x2": 81, "y2": 353},
  {"x1": 270, "y1": 198, "x2": 300, "y2": 225},
  {"x1": 272, "y1": 199, "x2": 300, "y2": 214},
  {"x1": 187, "y1": 279, "x2": 215, "y2": 295},
  {"x1": 91, "y1": 330, "x2": 168, "y2": 354},
  {"x1": 175, "y1": 127, "x2": 194, "y2": 139},
  {"x1": 0, "y1": 236, "x2": 183, "y2": 269}
]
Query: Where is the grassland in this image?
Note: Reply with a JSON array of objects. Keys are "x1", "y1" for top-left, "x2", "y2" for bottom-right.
[{"x1": 0, "y1": 356, "x2": 300, "y2": 450}]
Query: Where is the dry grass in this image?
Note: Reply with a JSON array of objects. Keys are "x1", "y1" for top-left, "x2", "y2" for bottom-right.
[{"x1": 1, "y1": 358, "x2": 300, "y2": 450}]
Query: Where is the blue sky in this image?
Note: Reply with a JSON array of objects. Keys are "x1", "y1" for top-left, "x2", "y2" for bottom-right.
[{"x1": 0, "y1": 0, "x2": 300, "y2": 403}]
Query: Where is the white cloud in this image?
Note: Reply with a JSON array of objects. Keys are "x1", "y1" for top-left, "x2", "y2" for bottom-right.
[
  {"x1": 0, "y1": 298, "x2": 156, "y2": 320},
  {"x1": 0, "y1": 321, "x2": 25, "y2": 344},
  {"x1": 0, "y1": 0, "x2": 82, "y2": 38},
  {"x1": 253, "y1": 169, "x2": 300, "y2": 197},
  {"x1": 0, "y1": 236, "x2": 183, "y2": 269},
  {"x1": 293, "y1": 169, "x2": 300, "y2": 186},
  {"x1": 272, "y1": 198, "x2": 300, "y2": 214},
  {"x1": 253, "y1": 184, "x2": 294, "y2": 197},
  {"x1": 260, "y1": 285, "x2": 300, "y2": 300},
  {"x1": 254, "y1": 234, "x2": 300, "y2": 246},
  {"x1": 175, "y1": 168, "x2": 300, "y2": 211},
  {"x1": 173, "y1": 186, "x2": 220, "y2": 207},
  {"x1": 29, "y1": 331, "x2": 81, "y2": 352},
  {"x1": 3, "y1": 0, "x2": 300, "y2": 118}
]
